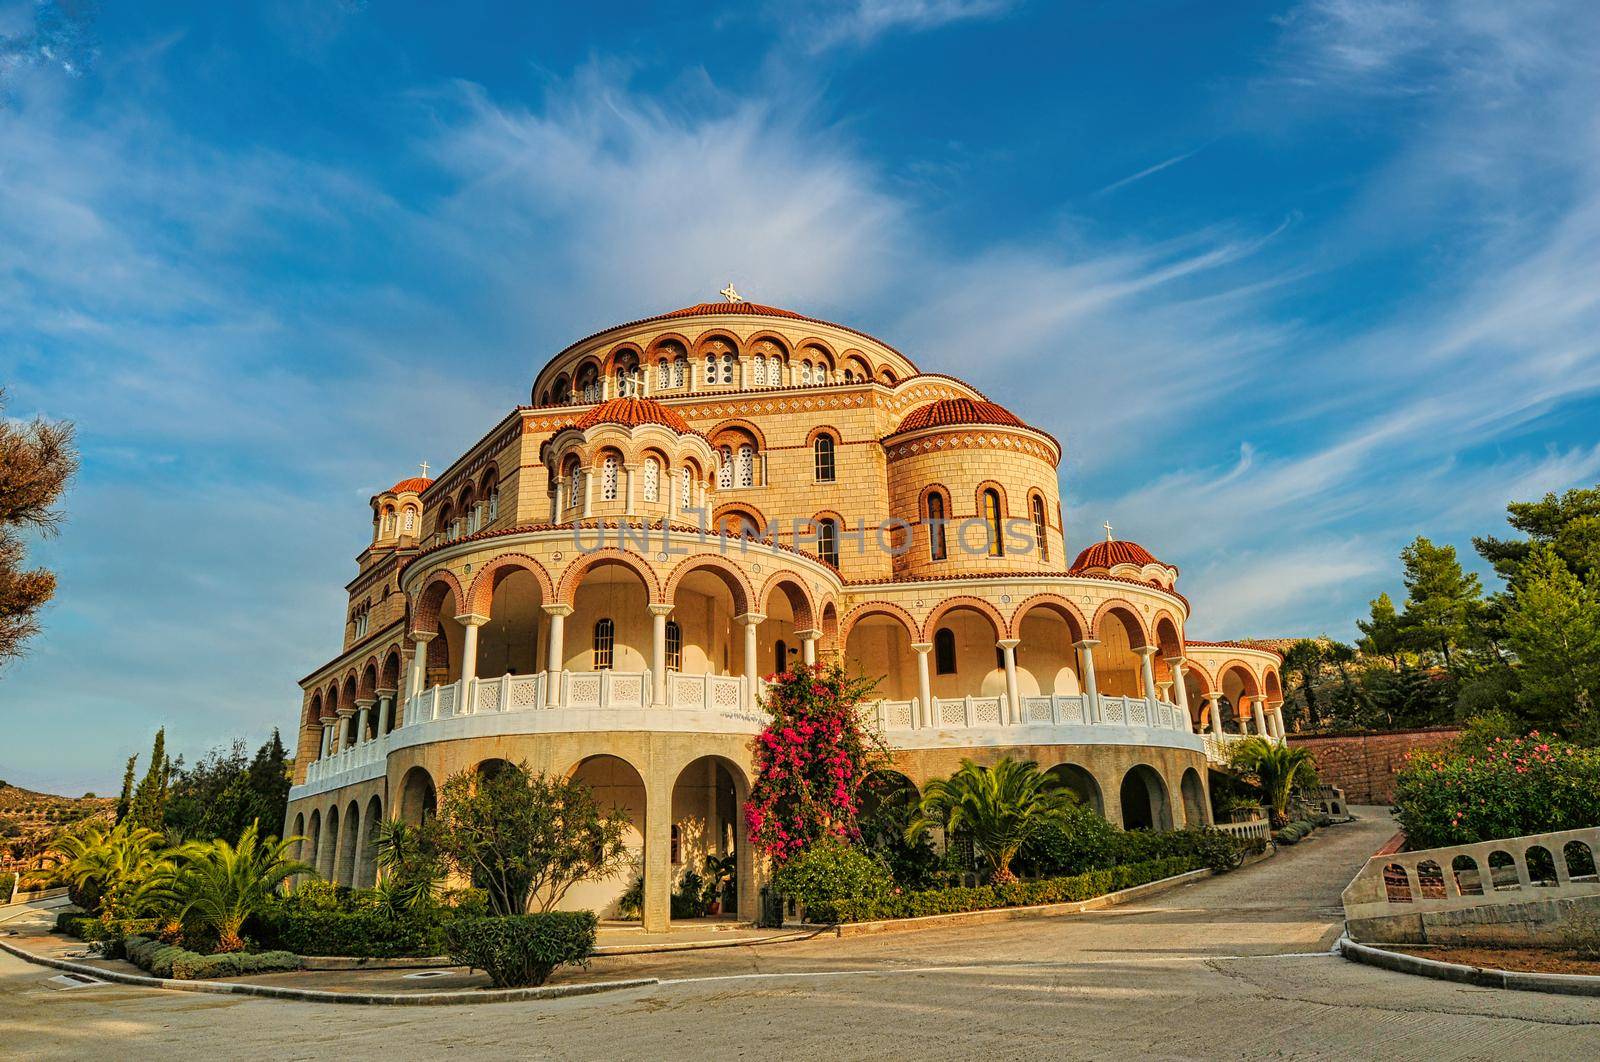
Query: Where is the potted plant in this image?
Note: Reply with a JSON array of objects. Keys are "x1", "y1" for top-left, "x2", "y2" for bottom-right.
[{"x1": 702, "y1": 854, "x2": 736, "y2": 916}]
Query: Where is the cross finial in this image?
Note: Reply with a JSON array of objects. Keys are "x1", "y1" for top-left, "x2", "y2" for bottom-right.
[
  {"x1": 1103, "y1": 521, "x2": 1114, "y2": 542},
  {"x1": 720, "y1": 282, "x2": 742, "y2": 304},
  {"x1": 420, "y1": 461, "x2": 431, "y2": 479}
]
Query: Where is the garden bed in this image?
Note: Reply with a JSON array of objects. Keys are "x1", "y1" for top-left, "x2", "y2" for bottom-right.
[{"x1": 1394, "y1": 945, "x2": 1600, "y2": 977}]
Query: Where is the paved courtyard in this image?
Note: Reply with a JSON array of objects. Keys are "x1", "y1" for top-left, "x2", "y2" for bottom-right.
[{"x1": 3, "y1": 808, "x2": 1598, "y2": 1060}]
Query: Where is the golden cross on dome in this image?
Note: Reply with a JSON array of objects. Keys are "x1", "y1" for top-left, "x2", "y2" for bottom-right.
[
  {"x1": 1103, "y1": 521, "x2": 1115, "y2": 542},
  {"x1": 420, "y1": 461, "x2": 431, "y2": 479},
  {"x1": 720, "y1": 282, "x2": 743, "y2": 304}
]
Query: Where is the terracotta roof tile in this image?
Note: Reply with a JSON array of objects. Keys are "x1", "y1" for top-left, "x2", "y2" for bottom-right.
[
  {"x1": 568, "y1": 397, "x2": 696, "y2": 435},
  {"x1": 892, "y1": 397, "x2": 1027, "y2": 434},
  {"x1": 387, "y1": 477, "x2": 434, "y2": 495},
  {"x1": 1069, "y1": 539, "x2": 1162, "y2": 573}
]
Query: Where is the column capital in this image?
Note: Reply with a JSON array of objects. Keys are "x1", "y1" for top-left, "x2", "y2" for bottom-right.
[
  {"x1": 335, "y1": 707, "x2": 355, "y2": 719},
  {"x1": 354, "y1": 697, "x2": 376, "y2": 709},
  {"x1": 1072, "y1": 638, "x2": 1101, "y2": 650},
  {"x1": 646, "y1": 603, "x2": 675, "y2": 617},
  {"x1": 1164, "y1": 655, "x2": 1187, "y2": 667},
  {"x1": 1133, "y1": 644, "x2": 1159, "y2": 657},
  {"x1": 995, "y1": 638, "x2": 1021, "y2": 650},
  {"x1": 734, "y1": 612, "x2": 766, "y2": 626},
  {"x1": 542, "y1": 603, "x2": 575, "y2": 617},
  {"x1": 794, "y1": 628, "x2": 821, "y2": 640},
  {"x1": 410, "y1": 630, "x2": 438, "y2": 643},
  {"x1": 454, "y1": 612, "x2": 490, "y2": 627},
  {"x1": 374, "y1": 687, "x2": 398, "y2": 698},
  {"x1": 910, "y1": 641, "x2": 934, "y2": 653}
]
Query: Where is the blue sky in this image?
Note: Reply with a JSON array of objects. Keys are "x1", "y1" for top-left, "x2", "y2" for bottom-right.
[{"x1": 4, "y1": 0, "x2": 1599, "y2": 794}]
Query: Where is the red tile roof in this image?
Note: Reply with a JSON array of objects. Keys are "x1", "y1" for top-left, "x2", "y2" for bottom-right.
[
  {"x1": 388, "y1": 477, "x2": 434, "y2": 495},
  {"x1": 659, "y1": 301, "x2": 811, "y2": 321},
  {"x1": 892, "y1": 397, "x2": 1028, "y2": 434},
  {"x1": 1069, "y1": 539, "x2": 1162, "y2": 572},
  {"x1": 569, "y1": 396, "x2": 696, "y2": 435}
]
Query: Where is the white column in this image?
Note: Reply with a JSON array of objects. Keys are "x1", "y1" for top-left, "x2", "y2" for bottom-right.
[
  {"x1": 1074, "y1": 639, "x2": 1101, "y2": 724},
  {"x1": 354, "y1": 699, "x2": 374, "y2": 744},
  {"x1": 375, "y1": 690, "x2": 396, "y2": 735},
  {"x1": 458, "y1": 613, "x2": 486, "y2": 710},
  {"x1": 624, "y1": 464, "x2": 636, "y2": 516},
  {"x1": 550, "y1": 481, "x2": 561, "y2": 522},
  {"x1": 912, "y1": 642, "x2": 934, "y2": 728},
  {"x1": 320, "y1": 723, "x2": 333, "y2": 758},
  {"x1": 1135, "y1": 646, "x2": 1159, "y2": 713},
  {"x1": 1273, "y1": 705, "x2": 1287, "y2": 742},
  {"x1": 407, "y1": 634, "x2": 433, "y2": 700},
  {"x1": 1252, "y1": 696, "x2": 1268, "y2": 738},
  {"x1": 997, "y1": 638, "x2": 1021, "y2": 726},
  {"x1": 737, "y1": 612, "x2": 764, "y2": 709},
  {"x1": 649, "y1": 603, "x2": 672, "y2": 707},
  {"x1": 543, "y1": 604, "x2": 571, "y2": 706},
  {"x1": 796, "y1": 628, "x2": 819, "y2": 666},
  {"x1": 582, "y1": 466, "x2": 594, "y2": 518},
  {"x1": 1208, "y1": 692, "x2": 1226, "y2": 737},
  {"x1": 1166, "y1": 657, "x2": 1192, "y2": 731},
  {"x1": 334, "y1": 708, "x2": 354, "y2": 753}
]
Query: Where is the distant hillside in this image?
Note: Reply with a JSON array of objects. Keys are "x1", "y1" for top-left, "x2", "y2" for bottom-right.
[{"x1": 0, "y1": 782, "x2": 115, "y2": 872}]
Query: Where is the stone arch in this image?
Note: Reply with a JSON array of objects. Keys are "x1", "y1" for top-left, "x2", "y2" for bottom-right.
[
  {"x1": 1045, "y1": 763, "x2": 1103, "y2": 817},
  {"x1": 319, "y1": 804, "x2": 340, "y2": 879},
  {"x1": 567, "y1": 753, "x2": 649, "y2": 919},
  {"x1": 711, "y1": 502, "x2": 768, "y2": 537},
  {"x1": 921, "y1": 595, "x2": 1007, "y2": 643},
  {"x1": 305, "y1": 691, "x2": 324, "y2": 729},
  {"x1": 1263, "y1": 668, "x2": 1284, "y2": 707},
  {"x1": 411, "y1": 570, "x2": 464, "y2": 637},
  {"x1": 339, "y1": 672, "x2": 358, "y2": 713},
  {"x1": 335, "y1": 798, "x2": 361, "y2": 886},
  {"x1": 398, "y1": 766, "x2": 437, "y2": 827},
  {"x1": 1008, "y1": 594, "x2": 1089, "y2": 644},
  {"x1": 355, "y1": 794, "x2": 382, "y2": 888},
  {"x1": 662, "y1": 554, "x2": 755, "y2": 617},
  {"x1": 380, "y1": 649, "x2": 402, "y2": 694},
  {"x1": 759, "y1": 572, "x2": 817, "y2": 632},
  {"x1": 1118, "y1": 764, "x2": 1172, "y2": 831},
  {"x1": 556, "y1": 547, "x2": 662, "y2": 606},
  {"x1": 321, "y1": 681, "x2": 340, "y2": 722},
  {"x1": 840, "y1": 601, "x2": 918, "y2": 646},
  {"x1": 305, "y1": 809, "x2": 321, "y2": 875},
  {"x1": 602, "y1": 341, "x2": 646, "y2": 375},
  {"x1": 358, "y1": 660, "x2": 379, "y2": 701},
  {"x1": 290, "y1": 812, "x2": 306, "y2": 863},
  {"x1": 465, "y1": 553, "x2": 555, "y2": 616},
  {"x1": 1218, "y1": 662, "x2": 1261, "y2": 727},
  {"x1": 1091, "y1": 599, "x2": 1151, "y2": 647},
  {"x1": 671, "y1": 754, "x2": 753, "y2": 919},
  {"x1": 818, "y1": 598, "x2": 841, "y2": 655},
  {"x1": 1179, "y1": 768, "x2": 1208, "y2": 827}
]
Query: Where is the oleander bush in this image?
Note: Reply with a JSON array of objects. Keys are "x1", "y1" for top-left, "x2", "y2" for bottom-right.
[
  {"x1": 814, "y1": 856, "x2": 1200, "y2": 923},
  {"x1": 1392, "y1": 733, "x2": 1600, "y2": 849},
  {"x1": 123, "y1": 935, "x2": 301, "y2": 980},
  {"x1": 443, "y1": 911, "x2": 597, "y2": 988}
]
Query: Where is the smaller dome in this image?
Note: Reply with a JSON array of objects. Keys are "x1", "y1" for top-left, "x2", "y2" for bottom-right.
[
  {"x1": 1070, "y1": 538, "x2": 1162, "y2": 573},
  {"x1": 388, "y1": 476, "x2": 434, "y2": 495},
  {"x1": 571, "y1": 396, "x2": 696, "y2": 435},
  {"x1": 659, "y1": 301, "x2": 810, "y2": 321},
  {"x1": 893, "y1": 397, "x2": 1027, "y2": 434}
]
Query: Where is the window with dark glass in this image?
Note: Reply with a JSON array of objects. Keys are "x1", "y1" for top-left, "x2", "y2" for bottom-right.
[
  {"x1": 927, "y1": 492, "x2": 947, "y2": 560},
  {"x1": 934, "y1": 627, "x2": 957, "y2": 675},
  {"x1": 666, "y1": 620, "x2": 682, "y2": 671},
  {"x1": 983, "y1": 489, "x2": 1004, "y2": 557},
  {"x1": 814, "y1": 435, "x2": 836, "y2": 482},
  {"x1": 593, "y1": 618, "x2": 614, "y2": 670},
  {"x1": 818, "y1": 518, "x2": 839, "y2": 567},
  {"x1": 1030, "y1": 494, "x2": 1048, "y2": 561},
  {"x1": 774, "y1": 639, "x2": 788, "y2": 673}
]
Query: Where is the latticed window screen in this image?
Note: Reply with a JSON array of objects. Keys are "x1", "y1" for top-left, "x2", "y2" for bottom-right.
[
  {"x1": 814, "y1": 435, "x2": 835, "y2": 482},
  {"x1": 736, "y1": 445, "x2": 754, "y2": 487},
  {"x1": 769, "y1": 355, "x2": 782, "y2": 384},
  {"x1": 602, "y1": 455, "x2": 619, "y2": 500},
  {"x1": 717, "y1": 447, "x2": 733, "y2": 488},
  {"x1": 752, "y1": 357, "x2": 766, "y2": 386},
  {"x1": 593, "y1": 618, "x2": 614, "y2": 670},
  {"x1": 642, "y1": 458, "x2": 660, "y2": 502},
  {"x1": 721, "y1": 352, "x2": 735, "y2": 384},
  {"x1": 800, "y1": 361, "x2": 812, "y2": 385},
  {"x1": 657, "y1": 359, "x2": 671, "y2": 388},
  {"x1": 488, "y1": 490, "x2": 499, "y2": 522},
  {"x1": 403, "y1": 508, "x2": 415, "y2": 531},
  {"x1": 680, "y1": 467, "x2": 692, "y2": 507},
  {"x1": 705, "y1": 353, "x2": 717, "y2": 384},
  {"x1": 673, "y1": 356, "x2": 687, "y2": 387},
  {"x1": 666, "y1": 620, "x2": 682, "y2": 671},
  {"x1": 567, "y1": 466, "x2": 581, "y2": 508},
  {"x1": 928, "y1": 492, "x2": 947, "y2": 560}
]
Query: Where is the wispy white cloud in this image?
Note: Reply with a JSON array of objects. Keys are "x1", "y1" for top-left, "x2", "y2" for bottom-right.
[
  {"x1": 1094, "y1": 148, "x2": 1204, "y2": 197},
  {"x1": 789, "y1": 0, "x2": 1015, "y2": 53}
]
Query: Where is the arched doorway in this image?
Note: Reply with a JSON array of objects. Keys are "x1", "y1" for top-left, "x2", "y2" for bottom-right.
[
  {"x1": 319, "y1": 804, "x2": 340, "y2": 879},
  {"x1": 669, "y1": 756, "x2": 751, "y2": 920},
  {"x1": 567, "y1": 755, "x2": 647, "y2": 918},
  {"x1": 336, "y1": 799, "x2": 361, "y2": 885},
  {"x1": 1012, "y1": 600, "x2": 1085, "y2": 699},
  {"x1": 355, "y1": 795, "x2": 383, "y2": 887},
  {"x1": 1093, "y1": 604, "x2": 1151, "y2": 699},
  {"x1": 399, "y1": 766, "x2": 436, "y2": 827},
  {"x1": 1119, "y1": 765, "x2": 1172, "y2": 831},
  {"x1": 1046, "y1": 763, "x2": 1103, "y2": 817},
  {"x1": 1180, "y1": 768, "x2": 1208, "y2": 827}
]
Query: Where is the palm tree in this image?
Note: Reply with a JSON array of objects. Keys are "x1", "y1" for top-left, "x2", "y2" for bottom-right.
[
  {"x1": 33, "y1": 820, "x2": 170, "y2": 919},
  {"x1": 371, "y1": 818, "x2": 442, "y2": 915},
  {"x1": 1228, "y1": 738, "x2": 1318, "y2": 828},
  {"x1": 906, "y1": 758, "x2": 1079, "y2": 884},
  {"x1": 174, "y1": 822, "x2": 312, "y2": 952}
]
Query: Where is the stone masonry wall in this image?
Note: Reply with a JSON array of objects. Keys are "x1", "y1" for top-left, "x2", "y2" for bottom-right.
[{"x1": 1289, "y1": 727, "x2": 1463, "y2": 805}]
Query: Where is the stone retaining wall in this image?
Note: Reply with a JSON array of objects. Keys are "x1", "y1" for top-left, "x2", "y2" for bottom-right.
[{"x1": 1289, "y1": 727, "x2": 1462, "y2": 804}]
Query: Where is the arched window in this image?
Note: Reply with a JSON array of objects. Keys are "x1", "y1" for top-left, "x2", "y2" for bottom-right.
[
  {"x1": 657, "y1": 359, "x2": 671, "y2": 388},
  {"x1": 578, "y1": 365, "x2": 600, "y2": 403},
  {"x1": 614, "y1": 352, "x2": 640, "y2": 396},
  {"x1": 552, "y1": 376, "x2": 571, "y2": 404},
  {"x1": 672, "y1": 355, "x2": 687, "y2": 388},
  {"x1": 566, "y1": 463, "x2": 581, "y2": 509},
  {"x1": 487, "y1": 484, "x2": 500, "y2": 522},
  {"x1": 752, "y1": 357, "x2": 766, "y2": 387},
  {"x1": 720, "y1": 352, "x2": 735, "y2": 384},
  {"x1": 1030, "y1": 494, "x2": 1047, "y2": 561},
  {"x1": 665, "y1": 620, "x2": 682, "y2": 671},
  {"x1": 814, "y1": 435, "x2": 836, "y2": 482},
  {"x1": 934, "y1": 627, "x2": 957, "y2": 675},
  {"x1": 680, "y1": 467, "x2": 693, "y2": 507},
  {"x1": 817, "y1": 518, "x2": 839, "y2": 567},
  {"x1": 593, "y1": 618, "x2": 614, "y2": 670},
  {"x1": 704, "y1": 352, "x2": 717, "y2": 384},
  {"x1": 602, "y1": 454, "x2": 619, "y2": 500},
  {"x1": 800, "y1": 360, "x2": 812, "y2": 385},
  {"x1": 927, "y1": 492, "x2": 947, "y2": 561},
  {"x1": 642, "y1": 457, "x2": 660, "y2": 503},
  {"x1": 403, "y1": 507, "x2": 416, "y2": 532},
  {"x1": 717, "y1": 446, "x2": 733, "y2": 489},
  {"x1": 983, "y1": 489, "x2": 1004, "y2": 557},
  {"x1": 768, "y1": 354, "x2": 782, "y2": 384},
  {"x1": 774, "y1": 639, "x2": 789, "y2": 673},
  {"x1": 736, "y1": 444, "x2": 754, "y2": 488}
]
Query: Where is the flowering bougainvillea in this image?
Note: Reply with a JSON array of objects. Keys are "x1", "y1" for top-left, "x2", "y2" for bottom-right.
[
  {"x1": 1392, "y1": 733, "x2": 1600, "y2": 849},
  {"x1": 745, "y1": 663, "x2": 886, "y2": 865}
]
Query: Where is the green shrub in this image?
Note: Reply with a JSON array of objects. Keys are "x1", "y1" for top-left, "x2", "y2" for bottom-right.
[
  {"x1": 1393, "y1": 734, "x2": 1600, "y2": 849},
  {"x1": 770, "y1": 836, "x2": 893, "y2": 915},
  {"x1": 443, "y1": 912, "x2": 597, "y2": 988},
  {"x1": 1020, "y1": 813, "x2": 1248, "y2": 877},
  {"x1": 819, "y1": 856, "x2": 1199, "y2": 922},
  {"x1": 123, "y1": 935, "x2": 302, "y2": 980},
  {"x1": 254, "y1": 906, "x2": 445, "y2": 957},
  {"x1": 55, "y1": 914, "x2": 159, "y2": 942}
]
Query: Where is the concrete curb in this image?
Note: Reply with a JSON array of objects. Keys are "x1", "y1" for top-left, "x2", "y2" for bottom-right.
[
  {"x1": 594, "y1": 928, "x2": 823, "y2": 955},
  {"x1": 0, "y1": 937, "x2": 657, "y2": 1006},
  {"x1": 1336, "y1": 937, "x2": 1600, "y2": 997},
  {"x1": 828, "y1": 867, "x2": 1217, "y2": 938}
]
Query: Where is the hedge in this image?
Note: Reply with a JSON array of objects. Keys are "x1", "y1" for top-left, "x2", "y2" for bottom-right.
[
  {"x1": 1274, "y1": 820, "x2": 1317, "y2": 846},
  {"x1": 123, "y1": 935, "x2": 301, "y2": 980},
  {"x1": 443, "y1": 912, "x2": 597, "y2": 988},
  {"x1": 814, "y1": 856, "x2": 1201, "y2": 923},
  {"x1": 254, "y1": 908, "x2": 445, "y2": 958},
  {"x1": 56, "y1": 914, "x2": 159, "y2": 943}
]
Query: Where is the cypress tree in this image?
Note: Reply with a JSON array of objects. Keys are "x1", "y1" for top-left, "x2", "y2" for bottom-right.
[
  {"x1": 114, "y1": 754, "x2": 137, "y2": 824},
  {"x1": 128, "y1": 728, "x2": 169, "y2": 829}
]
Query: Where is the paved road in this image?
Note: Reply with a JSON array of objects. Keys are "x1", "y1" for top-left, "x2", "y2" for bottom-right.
[{"x1": 4, "y1": 809, "x2": 1598, "y2": 1060}]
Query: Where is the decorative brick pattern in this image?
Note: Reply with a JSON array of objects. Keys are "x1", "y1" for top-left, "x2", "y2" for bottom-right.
[{"x1": 1289, "y1": 727, "x2": 1464, "y2": 804}]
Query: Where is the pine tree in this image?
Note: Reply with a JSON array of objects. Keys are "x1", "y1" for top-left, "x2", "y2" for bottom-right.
[
  {"x1": 114, "y1": 755, "x2": 137, "y2": 824},
  {"x1": 1357, "y1": 592, "x2": 1405, "y2": 668},
  {"x1": 127, "y1": 729, "x2": 169, "y2": 830},
  {"x1": 1397, "y1": 537, "x2": 1483, "y2": 670},
  {"x1": 1475, "y1": 484, "x2": 1600, "y2": 585},
  {"x1": 1503, "y1": 547, "x2": 1600, "y2": 735},
  {"x1": 0, "y1": 388, "x2": 77, "y2": 666}
]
